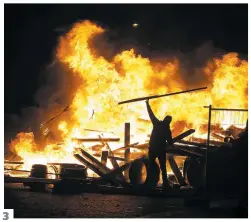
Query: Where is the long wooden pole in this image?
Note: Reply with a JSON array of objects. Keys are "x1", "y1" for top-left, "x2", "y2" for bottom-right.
[
  {"x1": 124, "y1": 123, "x2": 130, "y2": 181},
  {"x1": 204, "y1": 104, "x2": 212, "y2": 200},
  {"x1": 72, "y1": 138, "x2": 120, "y2": 142},
  {"x1": 118, "y1": 87, "x2": 207, "y2": 105},
  {"x1": 40, "y1": 105, "x2": 69, "y2": 128}
]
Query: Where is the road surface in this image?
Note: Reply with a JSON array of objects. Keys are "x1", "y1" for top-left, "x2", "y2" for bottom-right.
[{"x1": 4, "y1": 184, "x2": 247, "y2": 218}]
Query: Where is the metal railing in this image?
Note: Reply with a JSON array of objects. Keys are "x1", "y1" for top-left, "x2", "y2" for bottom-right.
[{"x1": 203, "y1": 105, "x2": 248, "y2": 200}]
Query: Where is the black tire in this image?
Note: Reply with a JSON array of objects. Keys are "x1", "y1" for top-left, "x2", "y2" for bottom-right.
[
  {"x1": 29, "y1": 164, "x2": 47, "y2": 192},
  {"x1": 183, "y1": 157, "x2": 205, "y2": 191},
  {"x1": 129, "y1": 158, "x2": 160, "y2": 188}
]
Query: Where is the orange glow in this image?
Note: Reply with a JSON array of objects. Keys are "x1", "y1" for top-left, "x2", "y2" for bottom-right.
[{"x1": 7, "y1": 20, "x2": 248, "y2": 175}]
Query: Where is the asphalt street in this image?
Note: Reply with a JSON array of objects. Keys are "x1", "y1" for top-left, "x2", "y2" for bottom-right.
[{"x1": 4, "y1": 184, "x2": 246, "y2": 218}]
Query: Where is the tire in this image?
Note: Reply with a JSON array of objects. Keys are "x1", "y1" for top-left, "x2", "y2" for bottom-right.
[
  {"x1": 129, "y1": 158, "x2": 160, "y2": 188},
  {"x1": 183, "y1": 157, "x2": 205, "y2": 191}
]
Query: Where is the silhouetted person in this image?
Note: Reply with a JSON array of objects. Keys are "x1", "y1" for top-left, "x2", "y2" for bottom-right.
[{"x1": 146, "y1": 99, "x2": 174, "y2": 188}]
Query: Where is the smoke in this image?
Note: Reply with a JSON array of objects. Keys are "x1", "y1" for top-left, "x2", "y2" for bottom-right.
[
  {"x1": 4, "y1": 59, "x2": 80, "y2": 153},
  {"x1": 90, "y1": 27, "x2": 227, "y2": 90}
]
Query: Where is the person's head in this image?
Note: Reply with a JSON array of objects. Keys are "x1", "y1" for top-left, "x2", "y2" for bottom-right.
[{"x1": 163, "y1": 115, "x2": 172, "y2": 125}]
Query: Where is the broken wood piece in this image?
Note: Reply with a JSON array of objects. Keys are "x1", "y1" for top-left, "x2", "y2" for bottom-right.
[
  {"x1": 101, "y1": 151, "x2": 109, "y2": 166},
  {"x1": 98, "y1": 136, "x2": 119, "y2": 169},
  {"x1": 177, "y1": 140, "x2": 208, "y2": 148},
  {"x1": 4, "y1": 161, "x2": 24, "y2": 165},
  {"x1": 101, "y1": 157, "x2": 145, "y2": 181},
  {"x1": 4, "y1": 168, "x2": 61, "y2": 176},
  {"x1": 74, "y1": 154, "x2": 104, "y2": 177},
  {"x1": 226, "y1": 125, "x2": 245, "y2": 138},
  {"x1": 77, "y1": 148, "x2": 111, "y2": 174},
  {"x1": 83, "y1": 128, "x2": 114, "y2": 134},
  {"x1": 73, "y1": 154, "x2": 120, "y2": 186},
  {"x1": 137, "y1": 118, "x2": 151, "y2": 124},
  {"x1": 113, "y1": 142, "x2": 139, "y2": 154},
  {"x1": 212, "y1": 133, "x2": 225, "y2": 141},
  {"x1": 93, "y1": 154, "x2": 125, "y2": 162},
  {"x1": 131, "y1": 129, "x2": 195, "y2": 151},
  {"x1": 172, "y1": 129, "x2": 195, "y2": 143},
  {"x1": 167, "y1": 155, "x2": 186, "y2": 186},
  {"x1": 89, "y1": 144, "x2": 105, "y2": 152},
  {"x1": 98, "y1": 135, "x2": 126, "y2": 181},
  {"x1": 132, "y1": 143, "x2": 148, "y2": 149},
  {"x1": 115, "y1": 152, "x2": 146, "y2": 160},
  {"x1": 191, "y1": 137, "x2": 224, "y2": 146},
  {"x1": 72, "y1": 138, "x2": 120, "y2": 142}
]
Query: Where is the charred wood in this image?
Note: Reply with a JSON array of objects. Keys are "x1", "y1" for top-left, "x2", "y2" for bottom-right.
[{"x1": 72, "y1": 138, "x2": 120, "y2": 142}]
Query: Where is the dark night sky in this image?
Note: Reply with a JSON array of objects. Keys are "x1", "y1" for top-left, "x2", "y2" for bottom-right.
[{"x1": 4, "y1": 4, "x2": 248, "y2": 115}]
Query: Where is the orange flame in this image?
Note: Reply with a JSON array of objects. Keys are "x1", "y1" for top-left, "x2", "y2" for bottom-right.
[{"x1": 7, "y1": 20, "x2": 248, "y2": 174}]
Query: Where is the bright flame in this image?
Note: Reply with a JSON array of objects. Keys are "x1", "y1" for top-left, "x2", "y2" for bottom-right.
[{"x1": 7, "y1": 20, "x2": 248, "y2": 176}]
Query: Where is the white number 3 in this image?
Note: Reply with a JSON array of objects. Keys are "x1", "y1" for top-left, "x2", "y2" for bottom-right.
[{"x1": 2, "y1": 212, "x2": 9, "y2": 220}]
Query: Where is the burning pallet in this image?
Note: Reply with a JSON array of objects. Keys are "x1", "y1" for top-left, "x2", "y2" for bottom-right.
[
  {"x1": 4, "y1": 123, "x2": 204, "y2": 193},
  {"x1": 5, "y1": 110, "x2": 247, "y2": 195}
]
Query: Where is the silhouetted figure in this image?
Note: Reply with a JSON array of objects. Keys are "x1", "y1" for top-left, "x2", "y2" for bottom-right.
[{"x1": 146, "y1": 100, "x2": 174, "y2": 188}]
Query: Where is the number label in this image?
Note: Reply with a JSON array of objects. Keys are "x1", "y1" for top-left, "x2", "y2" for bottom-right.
[
  {"x1": 2, "y1": 212, "x2": 9, "y2": 220},
  {"x1": 2, "y1": 210, "x2": 13, "y2": 220}
]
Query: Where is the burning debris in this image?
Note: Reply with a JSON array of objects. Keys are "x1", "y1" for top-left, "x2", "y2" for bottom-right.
[{"x1": 4, "y1": 20, "x2": 248, "y2": 196}]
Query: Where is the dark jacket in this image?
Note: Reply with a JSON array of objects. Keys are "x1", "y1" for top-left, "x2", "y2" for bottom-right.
[{"x1": 146, "y1": 102, "x2": 173, "y2": 155}]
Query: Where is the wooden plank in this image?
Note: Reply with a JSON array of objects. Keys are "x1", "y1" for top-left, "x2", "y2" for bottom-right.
[
  {"x1": 172, "y1": 129, "x2": 195, "y2": 143},
  {"x1": 93, "y1": 154, "x2": 125, "y2": 162},
  {"x1": 115, "y1": 152, "x2": 145, "y2": 160},
  {"x1": 73, "y1": 154, "x2": 104, "y2": 177},
  {"x1": 72, "y1": 138, "x2": 120, "y2": 142},
  {"x1": 4, "y1": 161, "x2": 24, "y2": 165},
  {"x1": 98, "y1": 136, "x2": 119, "y2": 169},
  {"x1": 74, "y1": 154, "x2": 122, "y2": 186},
  {"x1": 118, "y1": 87, "x2": 207, "y2": 105},
  {"x1": 101, "y1": 157, "x2": 145, "y2": 181},
  {"x1": 40, "y1": 105, "x2": 69, "y2": 128},
  {"x1": 124, "y1": 123, "x2": 130, "y2": 181},
  {"x1": 83, "y1": 128, "x2": 114, "y2": 134},
  {"x1": 131, "y1": 143, "x2": 148, "y2": 149},
  {"x1": 78, "y1": 148, "x2": 111, "y2": 174},
  {"x1": 191, "y1": 137, "x2": 225, "y2": 146},
  {"x1": 137, "y1": 118, "x2": 151, "y2": 124},
  {"x1": 212, "y1": 133, "x2": 224, "y2": 141},
  {"x1": 98, "y1": 135, "x2": 126, "y2": 182},
  {"x1": 131, "y1": 129, "x2": 195, "y2": 151},
  {"x1": 167, "y1": 155, "x2": 186, "y2": 186},
  {"x1": 101, "y1": 151, "x2": 109, "y2": 166},
  {"x1": 4, "y1": 176, "x2": 61, "y2": 184},
  {"x1": 90, "y1": 144, "x2": 105, "y2": 152},
  {"x1": 177, "y1": 140, "x2": 208, "y2": 148},
  {"x1": 4, "y1": 168, "x2": 63, "y2": 177},
  {"x1": 113, "y1": 142, "x2": 139, "y2": 154}
]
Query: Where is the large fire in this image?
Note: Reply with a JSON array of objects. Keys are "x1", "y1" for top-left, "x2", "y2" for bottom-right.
[{"x1": 7, "y1": 20, "x2": 248, "y2": 174}]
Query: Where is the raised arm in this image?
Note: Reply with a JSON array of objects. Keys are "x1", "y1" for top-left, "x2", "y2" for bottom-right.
[
  {"x1": 166, "y1": 129, "x2": 174, "y2": 147},
  {"x1": 146, "y1": 100, "x2": 159, "y2": 125}
]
